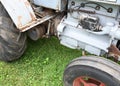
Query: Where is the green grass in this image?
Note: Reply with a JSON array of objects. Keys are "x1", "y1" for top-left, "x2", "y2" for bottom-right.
[{"x1": 0, "y1": 37, "x2": 82, "y2": 86}]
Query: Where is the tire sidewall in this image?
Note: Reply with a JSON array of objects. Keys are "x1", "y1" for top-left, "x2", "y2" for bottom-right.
[
  {"x1": 0, "y1": 3, "x2": 27, "y2": 62},
  {"x1": 64, "y1": 65, "x2": 120, "y2": 86}
]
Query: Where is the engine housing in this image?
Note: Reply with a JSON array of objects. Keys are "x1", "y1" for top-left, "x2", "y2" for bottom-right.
[{"x1": 57, "y1": 0, "x2": 120, "y2": 55}]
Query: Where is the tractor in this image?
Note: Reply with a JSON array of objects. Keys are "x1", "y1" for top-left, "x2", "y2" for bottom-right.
[{"x1": 0, "y1": 0, "x2": 120, "y2": 86}]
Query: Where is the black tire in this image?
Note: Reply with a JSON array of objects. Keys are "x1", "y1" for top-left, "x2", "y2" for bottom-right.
[
  {"x1": 0, "y1": 3, "x2": 27, "y2": 62},
  {"x1": 63, "y1": 56, "x2": 120, "y2": 86}
]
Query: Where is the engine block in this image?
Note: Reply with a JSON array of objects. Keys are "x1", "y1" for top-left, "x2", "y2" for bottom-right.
[{"x1": 57, "y1": 0, "x2": 120, "y2": 55}]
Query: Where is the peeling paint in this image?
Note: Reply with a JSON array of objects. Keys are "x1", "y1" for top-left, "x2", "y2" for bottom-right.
[
  {"x1": 20, "y1": 14, "x2": 56, "y2": 32},
  {"x1": 1, "y1": 0, "x2": 36, "y2": 31},
  {"x1": 30, "y1": 12, "x2": 36, "y2": 21},
  {"x1": 17, "y1": 16, "x2": 22, "y2": 27},
  {"x1": 24, "y1": 0, "x2": 30, "y2": 6}
]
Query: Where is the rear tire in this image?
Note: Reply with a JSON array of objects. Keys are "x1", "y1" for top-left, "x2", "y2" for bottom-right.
[
  {"x1": 63, "y1": 56, "x2": 120, "y2": 86},
  {"x1": 0, "y1": 3, "x2": 27, "y2": 62}
]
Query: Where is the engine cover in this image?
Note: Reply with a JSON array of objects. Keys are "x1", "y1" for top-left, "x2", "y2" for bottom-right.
[{"x1": 57, "y1": 0, "x2": 120, "y2": 56}]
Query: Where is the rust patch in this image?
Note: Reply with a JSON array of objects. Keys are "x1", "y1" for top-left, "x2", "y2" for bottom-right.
[
  {"x1": 108, "y1": 44, "x2": 120, "y2": 61},
  {"x1": 108, "y1": 45, "x2": 120, "y2": 56},
  {"x1": 20, "y1": 14, "x2": 56, "y2": 32},
  {"x1": 36, "y1": 8, "x2": 54, "y2": 17},
  {"x1": 17, "y1": 16, "x2": 22, "y2": 27},
  {"x1": 30, "y1": 12, "x2": 36, "y2": 21},
  {"x1": 24, "y1": 0, "x2": 30, "y2": 6}
]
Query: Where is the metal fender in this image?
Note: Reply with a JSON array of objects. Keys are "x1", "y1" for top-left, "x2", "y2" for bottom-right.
[{"x1": 0, "y1": 0, "x2": 37, "y2": 32}]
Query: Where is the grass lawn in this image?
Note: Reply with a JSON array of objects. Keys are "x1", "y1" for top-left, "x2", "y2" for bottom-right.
[{"x1": 0, "y1": 37, "x2": 82, "y2": 86}]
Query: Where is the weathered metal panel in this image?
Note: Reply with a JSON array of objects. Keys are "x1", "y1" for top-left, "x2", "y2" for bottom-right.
[
  {"x1": 1, "y1": 0, "x2": 37, "y2": 31},
  {"x1": 21, "y1": 15, "x2": 56, "y2": 32},
  {"x1": 33, "y1": 0, "x2": 66, "y2": 11}
]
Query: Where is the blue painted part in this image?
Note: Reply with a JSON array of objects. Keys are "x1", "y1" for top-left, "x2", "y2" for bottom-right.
[{"x1": 33, "y1": 0, "x2": 66, "y2": 11}]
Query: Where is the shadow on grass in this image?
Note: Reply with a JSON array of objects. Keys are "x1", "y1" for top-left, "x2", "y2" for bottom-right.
[{"x1": 0, "y1": 37, "x2": 82, "y2": 86}]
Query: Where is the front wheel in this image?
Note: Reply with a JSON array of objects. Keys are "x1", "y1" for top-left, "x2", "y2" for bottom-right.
[{"x1": 63, "y1": 56, "x2": 120, "y2": 86}]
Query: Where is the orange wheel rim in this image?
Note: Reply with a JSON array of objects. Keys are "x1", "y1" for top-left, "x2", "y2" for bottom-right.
[{"x1": 73, "y1": 76, "x2": 106, "y2": 86}]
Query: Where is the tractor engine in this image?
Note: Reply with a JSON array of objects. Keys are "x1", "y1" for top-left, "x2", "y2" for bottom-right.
[{"x1": 57, "y1": 0, "x2": 120, "y2": 55}]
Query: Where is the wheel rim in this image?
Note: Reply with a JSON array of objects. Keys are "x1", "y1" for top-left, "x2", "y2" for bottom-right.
[{"x1": 73, "y1": 76, "x2": 106, "y2": 86}]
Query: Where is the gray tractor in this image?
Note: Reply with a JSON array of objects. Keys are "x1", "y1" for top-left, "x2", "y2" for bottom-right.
[{"x1": 0, "y1": 0, "x2": 120, "y2": 86}]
